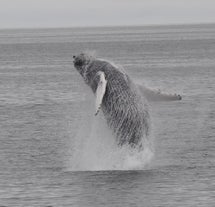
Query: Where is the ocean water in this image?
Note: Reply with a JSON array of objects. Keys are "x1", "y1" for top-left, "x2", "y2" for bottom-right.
[{"x1": 0, "y1": 24, "x2": 215, "y2": 206}]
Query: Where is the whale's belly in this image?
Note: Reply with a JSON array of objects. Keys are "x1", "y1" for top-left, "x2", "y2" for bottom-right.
[{"x1": 102, "y1": 75, "x2": 150, "y2": 146}]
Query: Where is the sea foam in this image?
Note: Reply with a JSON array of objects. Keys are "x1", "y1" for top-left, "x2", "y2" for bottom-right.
[{"x1": 68, "y1": 89, "x2": 154, "y2": 171}]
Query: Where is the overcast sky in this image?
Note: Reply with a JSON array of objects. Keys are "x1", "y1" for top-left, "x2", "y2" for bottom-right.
[{"x1": 0, "y1": 0, "x2": 215, "y2": 28}]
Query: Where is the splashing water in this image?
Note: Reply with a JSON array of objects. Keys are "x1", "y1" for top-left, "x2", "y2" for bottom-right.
[{"x1": 68, "y1": 87, "x2": 154, "y2": 171}]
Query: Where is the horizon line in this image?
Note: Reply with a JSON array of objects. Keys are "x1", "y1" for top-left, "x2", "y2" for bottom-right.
[{"x1": 0, "y1": 21, "x2": 215, "y2": 31}]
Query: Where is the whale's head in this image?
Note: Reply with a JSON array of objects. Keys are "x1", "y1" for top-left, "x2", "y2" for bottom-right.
[{"x1": 73, "y1": 53, "x2": 93, "y2": 78}]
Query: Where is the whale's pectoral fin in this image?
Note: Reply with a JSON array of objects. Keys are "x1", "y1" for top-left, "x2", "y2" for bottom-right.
[
  {"x1": 95, "y1": 71, "x2": 107, "y2": 116},
  {"x1": 137, "y1": 83, "x2": 182, "y2": 102}
]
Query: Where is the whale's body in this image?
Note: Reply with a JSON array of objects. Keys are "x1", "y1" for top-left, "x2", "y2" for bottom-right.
[{"x1": 73, "y1": 54, "x2": 150, "y2": 147}]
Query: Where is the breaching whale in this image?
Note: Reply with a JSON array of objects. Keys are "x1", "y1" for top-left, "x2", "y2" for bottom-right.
[{"x1": 73, "y1": 53, "x2": 181, "y2": 148}]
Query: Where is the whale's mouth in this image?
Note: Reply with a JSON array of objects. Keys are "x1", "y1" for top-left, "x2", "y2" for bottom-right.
[
  {"x1": 72, "y1": 55, "x2": 77, "y2": 66},
  {"x1": 72, "y1": 55, "x2": 76, "y2": 65}
]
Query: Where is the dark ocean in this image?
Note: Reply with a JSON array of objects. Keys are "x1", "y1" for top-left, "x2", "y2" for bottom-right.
[{"x1": 0, "y1": 24, "x2": 215, "y2": 206}]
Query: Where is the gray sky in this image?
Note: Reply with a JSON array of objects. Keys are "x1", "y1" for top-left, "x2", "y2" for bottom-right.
[{"x1": 0, "y1": 0, "x2": 215, "y2": 28}]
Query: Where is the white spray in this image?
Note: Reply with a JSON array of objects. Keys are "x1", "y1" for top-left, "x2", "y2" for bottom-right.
[{"x1": 68, "y1": 89, "x2": 154, "y2": 171}]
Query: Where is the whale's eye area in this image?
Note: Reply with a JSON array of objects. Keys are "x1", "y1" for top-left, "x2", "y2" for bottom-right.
[
  {"x1": 73, "y1": 53, "x2": 90, "y2": 69},
  {"x1": 75, "y1": 59, "x2": 83, "y2": 67}
]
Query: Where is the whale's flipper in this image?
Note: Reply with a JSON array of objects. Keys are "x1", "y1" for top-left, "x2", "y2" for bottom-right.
[
  {"x1": 137, "y1": 84, "x2": 182, "y2": 102},
  {"x1": 95, "y1": 71, "x2": 107, "y2": 116}
]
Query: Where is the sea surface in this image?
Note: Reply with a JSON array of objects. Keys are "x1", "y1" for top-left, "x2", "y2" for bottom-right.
[{"x1": 0, "y1": 24, "x2": 215, "y2": 206}]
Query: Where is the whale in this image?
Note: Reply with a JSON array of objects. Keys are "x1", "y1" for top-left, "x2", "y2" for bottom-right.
[
  {"x1": 73, "y1": 53, "x2": 151, "y2": 148},
  {"x1": 73, "y1": 53, "x2": 182, "y2": 148}
]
